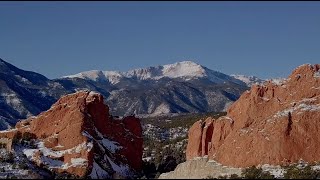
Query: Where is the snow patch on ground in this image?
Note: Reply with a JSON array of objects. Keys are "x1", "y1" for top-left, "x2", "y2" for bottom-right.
[
  {"x1": 89, "y1": 91, "x2": 100, "y2": 96},
  {"x1": 83, "y1": 128, "x2": 122, "y2": 153},
  {"x1": 90, "y1": 161, "x2": 111, "y2": 179},
  {"x1": 101, "y1": 138, "x2": 121, "y2": 153},
  {"x1": 312, "y1": 165, "x2": 320, "y2": 170},
  {"x1": 142, "y1": 157, "x2": 152, "y2": 162},
  {"x1": 106, "y1": 156, "x2": 130, "y2": 176},
  {"x1": 224, "y1": 116, "x2": 234, "y2": 123},
  {"x1": 23, "y1": 140, "x2": 93, "y2": 171},
  {"x1": 23, "y1": 149, "x2": 38, "y2": 159},
  {"x1": 152, "y1": 103, "x2": 171, "y2": 115},
  {"x1": 38, "y1": 141, "x2": 93, "y2": 157},
  {"x1": 70, "y1": 158, "x2": 88, "y2": 166},
  {"x1": 260, "y1": 164, "x2": 285, "y2": 178},
  {"x1": 273, "y1": 107, "x2": 294, "y2": 118},
  {"x1": 273, "y1": 102, "x2": 320, "y2": 118},
  {"x1": 298, "y1": 103, "x2": 320, "y2": 111},
  {"x1": 0, "y1": 128, "x2": 17, "y2": 133}
]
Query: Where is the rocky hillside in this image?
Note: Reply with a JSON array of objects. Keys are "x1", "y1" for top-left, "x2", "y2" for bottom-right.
[
  {"x1": 186, "y1": 64, "x2": 320, "y2": 167},
  {"x1": 0, "y1": 58, "x2": 249, "y2": 130},
  {"x1": 0, "y1": 58, "x2": 71, "y2": 129},
  {"x1": 0, "y1": 91, "x2": 143, "y2": 179}
]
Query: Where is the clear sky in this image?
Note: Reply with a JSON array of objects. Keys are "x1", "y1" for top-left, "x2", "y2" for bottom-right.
[{"x1": 0, "y1": 1, "x2": 319, "y2": 79}]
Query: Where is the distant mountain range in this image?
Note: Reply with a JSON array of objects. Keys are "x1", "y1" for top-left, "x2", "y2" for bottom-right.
[
  {"x1": 63, "y1": 61, "x2": 246, "y2": 84},
  {"x1": 230, "y1": 74, "x2": 264, "y2": 87},
  {"x1": 58, "y1": 61, "x2": 249, "y2": 116},
  {"x1": 0, "y1": 58, "x2": 265, "y2": 129}
]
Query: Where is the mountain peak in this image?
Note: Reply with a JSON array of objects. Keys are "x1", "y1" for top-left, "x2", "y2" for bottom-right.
[
  {"x1": 173, "y1": 60, "x2": 200, "y2": 65},
  {"x1": 161, "y1": 60, "x2": 205, "y2": 79},
  {"x1": 63, "y1": 70, "x2": 105, "y2": 81},
  {"x1": 163, "y1": 60, "x2": 202, "y2": 68}
]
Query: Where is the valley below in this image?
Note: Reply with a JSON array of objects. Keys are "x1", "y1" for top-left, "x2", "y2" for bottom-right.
[{"x1": 140, "y1": 112, "x2": 226, "y2": 179}]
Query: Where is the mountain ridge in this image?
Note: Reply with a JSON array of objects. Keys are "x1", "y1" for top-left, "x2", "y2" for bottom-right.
[
  {"x1": 0, "y1": 58, "x2": 249, "y2": 129},
  {"x1": 62, "y1": 61, "x2": 246, "y2": 86}
]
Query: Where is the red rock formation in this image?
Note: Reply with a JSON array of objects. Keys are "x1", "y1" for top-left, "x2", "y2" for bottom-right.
[
  {"x1": 187, "y1": 64, "x2": 320, "y2": 168},
  {"x1": 0, "y1": 91, "x2": 143, "y2": 178}
]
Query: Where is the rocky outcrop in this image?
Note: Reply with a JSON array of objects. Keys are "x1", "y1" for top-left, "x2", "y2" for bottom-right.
[
  {"x1": 186, "y1": 64, "x2": 320, "y2": 168},
  {"x1": 159, "y1": 157, "x2": 242, "y2": 179},
  {"x1": 0, "y1": 91, "x2": 143, "y2": 178}
]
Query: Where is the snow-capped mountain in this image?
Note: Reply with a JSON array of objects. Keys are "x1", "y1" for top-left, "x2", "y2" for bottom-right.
[
  {"x1": 267, "y1": 77, "x2": 287, "y2": 85},
  {"x1": 63, "y1": 61, "x2": 245, "y2": 85},
  {"x1": 230, "y1": 74, "x2": 288, "y2": 87},
  {"x1": 60, "y1": 61, "x2": 248, "y2": 116},
  {"x1": 230, "y1": 74, "x2": 264, "y2": 87},
  {"x1": 0, "y1": 58, "x2": 249, "y2": 130}
]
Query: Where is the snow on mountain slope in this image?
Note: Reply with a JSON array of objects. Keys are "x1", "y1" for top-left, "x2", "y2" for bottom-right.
[
  {"x1": 156, "y1": 61, "x2": 206, "y2": 79},
  {"x1": 152, "y1": 103, "x2": 172, "y2": 116},
  {"x1": 63, "y1": 70, "x2": 108, "y2": 82},
  {"x1": 63, "y1": 61, "x2": 246, "y2": 85},
  {"x1": 0, "y1": 116, "x2": 12, "y2": 130},
  {"x1": 230, "y1": 74, "x2": 264, "y2": 87},
  {"x1": 103, "y1": 71, "x2": 123, "y2": 84},
  {"x1": 0, "y1": 58, "x2": 72, "y2": 129},
  {"x1": 231, "y1": 74, "x2": 290, "y2": 88}
]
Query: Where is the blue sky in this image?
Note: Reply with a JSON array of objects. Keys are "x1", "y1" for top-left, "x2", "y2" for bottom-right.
[{"x1": 0, "y1": 1, "x2": 319, "y2": 79}]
